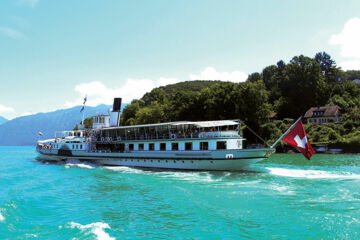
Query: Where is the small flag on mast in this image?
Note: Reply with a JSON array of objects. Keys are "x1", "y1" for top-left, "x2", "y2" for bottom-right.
[
  {"x1": 80, "y1": 95, "x2": 87, "y2": 113},
  {"x1": 282, "y1": 120, "x2": 315, "y2": 160},
  {"x1": 38, "y1": 132, "x2": 43, "y2": 136}
]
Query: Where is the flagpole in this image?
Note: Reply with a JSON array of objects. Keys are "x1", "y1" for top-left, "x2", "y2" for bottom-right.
[
  {"x1": 270, "y1": 116, "x2": 302, "y2": 148},
  {"x1": 81, "y1": 94, "x2": 87, "y2": 126},
  {"x1": 82, "y1": 111, "x2": 85, "y2": 125}
]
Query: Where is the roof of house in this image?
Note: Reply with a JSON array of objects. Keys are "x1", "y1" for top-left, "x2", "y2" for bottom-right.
[{"x1": 304, "y1": 105, "x2": 341, "y2": 118}]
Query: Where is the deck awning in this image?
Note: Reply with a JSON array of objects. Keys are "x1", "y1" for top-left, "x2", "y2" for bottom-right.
[
  {"x1": 95, "y1": 120, "x2": 240, "y2": 130},
  {"x1": 189, "y1": 120, "x2": 239, "y2": 128}
]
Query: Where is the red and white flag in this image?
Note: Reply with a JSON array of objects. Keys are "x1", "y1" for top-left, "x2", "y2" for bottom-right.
[
  {"x1": 38, "y1": 132, "x2": 43, "y2": 136},
  {"x1": 282, "y1": 120, "x2": 315, "y2": 160}
]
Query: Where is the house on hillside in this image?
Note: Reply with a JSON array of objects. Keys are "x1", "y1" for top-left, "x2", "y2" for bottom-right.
[{"x1": 304, "y1": 105, "x2": 341, "y2": 124}]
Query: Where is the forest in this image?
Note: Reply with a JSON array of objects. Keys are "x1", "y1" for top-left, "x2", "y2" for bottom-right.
[{"x1": 119, "y1": 52, "x2": 360, "y2": 151}]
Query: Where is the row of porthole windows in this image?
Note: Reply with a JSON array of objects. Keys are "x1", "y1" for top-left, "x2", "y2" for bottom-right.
[
  {"x1": 127, "y1": 141, "x2": 226, "y2": 151},
  {"x1": 115, "y1": 159, "x2": 214, "y2": 164}
]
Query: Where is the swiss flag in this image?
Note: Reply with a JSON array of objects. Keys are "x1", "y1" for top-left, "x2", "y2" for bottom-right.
[{"x1": 282, "y1": 120, "x2": 315, "y2": 160}]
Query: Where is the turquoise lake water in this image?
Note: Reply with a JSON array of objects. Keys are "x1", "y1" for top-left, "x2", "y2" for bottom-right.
[{"x1": 1, "y1": 146, "x2": 360, "y2": 239}]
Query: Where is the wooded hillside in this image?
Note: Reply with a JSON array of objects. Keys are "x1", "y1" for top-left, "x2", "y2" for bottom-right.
[{"x1": 120, "y1": 52, "x2": 360, "y2": 149}]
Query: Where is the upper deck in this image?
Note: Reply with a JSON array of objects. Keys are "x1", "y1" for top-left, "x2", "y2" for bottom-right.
[{"x1": 53, "y1": 120, "x2": 243, "y2": 143}]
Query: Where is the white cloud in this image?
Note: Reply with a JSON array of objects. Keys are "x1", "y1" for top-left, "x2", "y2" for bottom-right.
[
  {"x1": 0, "y1": 104, "x2": 15, "y2": 113},
  {"x1": 329, "y1": 17, "x2": 360, "y2": 70},
  {"x1": 337, "y1": 60, "x2": 360, "y2": 71},
  {"x1": 189, "y1": 67, "x2": 247, "y2": 83},
  {"x1": 66, "y1": 67, "x2": 248, "y2": 108},
  {"x1": 0, "y1": 27, "x2": 25, "y2": 40},
  {"x1": 19, "y1": 112, "x2": 37, "y2": 117},
  {"x1": 65, "y1": 77, "x2": 181, "y2": 107}
]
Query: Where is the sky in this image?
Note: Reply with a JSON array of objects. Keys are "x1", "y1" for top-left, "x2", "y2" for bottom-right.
[{"x1": 0, "y1": 0, "x2": 360, "y2": 119}]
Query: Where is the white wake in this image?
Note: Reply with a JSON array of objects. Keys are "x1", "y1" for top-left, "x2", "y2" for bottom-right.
[
  {"x1": 65, "y1": 160, "x2": 96, "y2": 169},
  {"x1": 267, "y1": 167, "x2": 360, "y2": 179},
  {"x1": 104, "y1": 166, "x2": 225, "y2": 183},
  {"x1": 104, "y1": 166, "x2": 144, "y2": 174},
  {"x1": 65, "y1": 222, "x2": 115, "y2": 240}
]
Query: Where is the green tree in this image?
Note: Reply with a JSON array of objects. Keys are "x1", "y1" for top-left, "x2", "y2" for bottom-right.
[
  {"x1": 134, "y1": 101, "x2": 165, "y2": 124},
  {"x1": 235, "y1": 80, "x2": 272, "y2": 128},
  {"x1": 166, "y1": 91, "x2": 200, "y2": 121},
  {"x1": 277, "y1": 55, "x2": 328, "y2": 118},
  {"x1": 262, "y1": 65, "x2": 278, "y2": 90},
  {"x1": 247, "y1": 72, "x2": 261, "y2": 82},
  {"x1": 198, "y1": 82, "x2": 239, "y2": 120},
  {"x1": 142, "y1": 88, "x2": 167, "y2": 106},
  {"x1": 314, "y1": 51, "x2": 338, "y2": 83},
  {"x1": 328, "y1": 81, "x2": 360, "y2": 112},
  {"x1": 120, "y1": 99, "x2": 143, "y2": 125}
]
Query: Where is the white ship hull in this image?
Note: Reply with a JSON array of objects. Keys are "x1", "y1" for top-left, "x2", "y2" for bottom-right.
[
  {"x1": 36, "y1": 118, "x2": 277, "y2": 171},
  {"x1": 36, "y1": 148, "x2": 274, "y2": 171}
]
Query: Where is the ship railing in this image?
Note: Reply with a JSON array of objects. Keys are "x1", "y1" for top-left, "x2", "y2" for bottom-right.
[{"x1": 93, "y1": 131, "x2": 239, "y2": 142}]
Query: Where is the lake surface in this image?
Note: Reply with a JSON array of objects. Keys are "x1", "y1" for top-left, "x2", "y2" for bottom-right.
[{"x1": 1, "y1": 146, "x2": 360, "y2": 239}]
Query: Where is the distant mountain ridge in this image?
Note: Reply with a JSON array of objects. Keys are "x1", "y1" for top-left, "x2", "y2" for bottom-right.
[
  {"x1": 0, "y1": 104, "x2": 111, "y2": 146},
  {"x1": 0, "y1": 116, "x2": 8, "y2": 125}
]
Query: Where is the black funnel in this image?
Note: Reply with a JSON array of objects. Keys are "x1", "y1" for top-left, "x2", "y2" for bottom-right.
[{"x1": 113, "y1": 98, "x2": 122, "y2": 112}]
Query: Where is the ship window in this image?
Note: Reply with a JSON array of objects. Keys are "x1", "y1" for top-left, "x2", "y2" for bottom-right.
[
  {"x1": 172, "y1": 142, "x2": 178, "y2": 151},
  {"x1": 72, "y1": 144, "x2": 74, "y2": 149},
  {"x1": 80, "y1": 145, "x2": 82, "y2": 150},
  {"x1": 139, "y1": 143, "x2": 144, "y2": 151},
  {"x1": 160, "y1": 143, "x2": 166, "y2": 151},
  {"x1": 200, "y1": 142, "x2": 208, "y2": 150},
  {"x1": 149, "y1": 143, "x2": 155, "y2": 151},
  {"x1": 185, "y1": 142, "x2": 192, "y2": 151},
  {"x1": 217, "y1": 141, "x2": 227, "y2": 150},
  {"x1": 119, "y1": 143, "x2": 125, "y2": 152},
  {"x1": 129, "y1": 144, "x2": 134, "y2": 151}
]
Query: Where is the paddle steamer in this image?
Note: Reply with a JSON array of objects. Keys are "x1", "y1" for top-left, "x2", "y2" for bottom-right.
[{"x1": 36, "y1": 98, "x2": 275, "y2": 170}]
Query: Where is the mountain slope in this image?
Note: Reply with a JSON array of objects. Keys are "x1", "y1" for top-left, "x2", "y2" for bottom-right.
[
  {"x1": 0, "y1": 116, "x2": 8, "y2": 125},
  {"x1": 0, "y1": 104, "x2": 110, "y2": 146}
]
